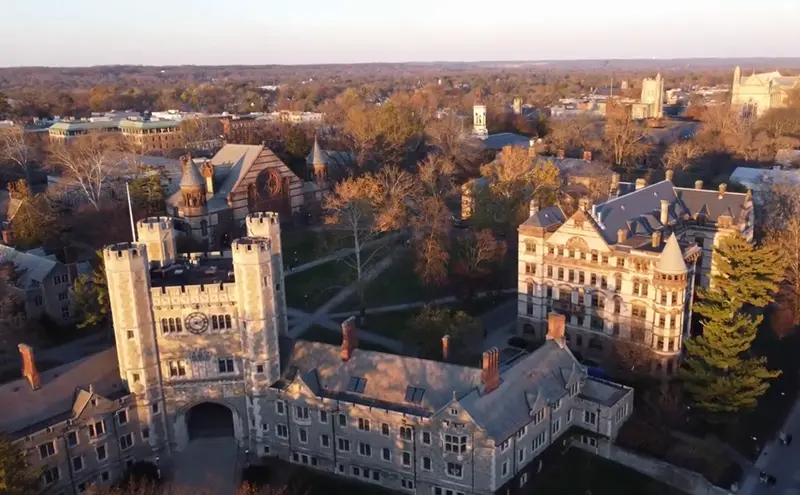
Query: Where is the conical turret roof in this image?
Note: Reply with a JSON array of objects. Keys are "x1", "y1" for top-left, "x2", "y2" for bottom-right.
[
  {"x1": 180, "y1": 157, "x2": 205, "y2": 188},
  {"x1": 656, "y1": 233, "x2": 687, "y2": 274},
  {"x1": 312, "y1": 136, "x2": 326, "y2": 166}
]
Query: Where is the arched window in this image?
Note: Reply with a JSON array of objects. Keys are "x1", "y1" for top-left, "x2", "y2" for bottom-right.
[
  {"x1": 161, "y1": 318, "x2": 168, "y2": 333},
  {"x1": 527, "y1": 281, "x2": 534, "y2": 297},
  {"x1": 168, "y1": 319, "x2": 176, "y2": 333},
  {"x1": 211, "y1": 315, "x2": 219, "y2": 330},
  {"x1": 615, "y1": 274, "x2": 623, "y2": 293},
  {"x1": 614, "y1": 297, "x2": 621, "y2": 314},
  {"x1": 633, "y1": 280, "x2": 640, "y2": 295},
  {"x1": 175, "y1": 318, "x2": 182, "y2": 333},
  {"x1": 225, "y1": 315, "x2": 232, "y2": 328}
]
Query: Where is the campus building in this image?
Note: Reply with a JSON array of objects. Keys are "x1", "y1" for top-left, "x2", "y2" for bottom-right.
[
  {"x1": 1, "y1": 213, "x2": 634, "y2": 495},
  {"x1": 731, "y1": 66, "x2": 800, "y2": 118},
  {"x1": 516, "y1": 174, "x2": 754, "y2": 373}
]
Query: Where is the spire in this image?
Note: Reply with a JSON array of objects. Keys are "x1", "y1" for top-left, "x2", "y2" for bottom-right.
[
  {"x1": 656, "y1": 234, "x2": 688, "y2": 274},
  {"x1": 312, "y1": 135, "x2": 326, "y2": 167},
  {"x1": 179, "y1": 155, "x2": 205, "y2": 189}
]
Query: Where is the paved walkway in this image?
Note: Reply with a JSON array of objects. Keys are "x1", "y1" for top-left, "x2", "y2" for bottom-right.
[
  {"x1": 739, "y1": 396, "x2": 800, "y2": 495},
  {"x1": 284, "y1": 232, "x2": 402, "y2": 277},
  {"x1": 170, "y1": 437, "x2": 242, "y2": 495},
  {"x1": 287, "y1": 307, "x2": 407, "y2": 353},
  {"x1": 326, "y1": 289, "x2": 516, "y2": 319}
]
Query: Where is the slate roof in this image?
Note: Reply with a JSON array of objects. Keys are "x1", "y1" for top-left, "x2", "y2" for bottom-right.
[
  {"x1": 179, "y1": 160, "x2": 205, "y2": 188},
  {"x1": 592, "y1": 180, "x2": 751, "y2": 245},
  {"x1": 0, "y1": 244, "x2": 59, "y2": 289},
  {"x1": 0, "y1": 348, "x2": 124, "y2": 438},
  {"x1": 281, "y1": 337, "x2": 592, "y2": 442},
  {"x1": 521, "y1": 206, "x2": 566, "y2": 229},
  {"x1": 481, "y1": 132, "x2": 532, "y2": 151},
  {"x1": 657, "y1": 234, "x2": 688, "y2": 274}
]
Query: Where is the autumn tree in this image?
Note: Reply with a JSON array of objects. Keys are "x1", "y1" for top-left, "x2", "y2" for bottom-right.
[
  {"x1": 409, "y1": 305, "x2": 481, "y2": 360},
  {"x1": 680, "y1": 233, "x2": 785, "y2": 417},
  {"x1": 410, "y1": 155, "x2": 455, "y2": 286},
  {"x1": 325, "y1": 166, "x2": 416, "y2": 314},
  {"x1": 343, "y1": 101, "x2": 423, "y2": 172},
  {"x1": 426, "y1": 113, "x2": 482, "y2": 177},
  {"x1": 764, "y1": 183, "x2": 800, "y2": 326},
  {"x1": 545, "y1": 115, "x2": 600, "y2": 156},
  {"x1": 451, "y1": 229, "x2": 507, "y2": 301},
  {"x1": 0, "y1": 434, "x2": 37, "y2": 495},
  {"x1": 474, "y1": 146, "x2": 560, "y2": 230},
  {"x1": 7, "y1": 187, "x2": 62, "y2": 250},
  {"x1": 603, "y1": 104, "x2": 650, "y2": 168},
  {"x1": 661, "y1": 139, "x2": 703, "y2": 171},
  {"x1": 46, "y1": 134, "x2": 130, "y2": 211},
  {"x1": 179, "y1": 117, "x2": 222, "y2": 149}
]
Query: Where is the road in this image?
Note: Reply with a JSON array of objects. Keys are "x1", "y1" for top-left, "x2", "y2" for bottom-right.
[
  {"x1": 480, "y1": 297, "x2": 518, "y2": 350},
  {"x1": 739, "y1": 397, "x2": 800, "y2": 494}
]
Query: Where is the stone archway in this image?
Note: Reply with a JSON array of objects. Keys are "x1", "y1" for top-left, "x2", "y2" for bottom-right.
[{"x1": 185, "y1": 402, "x2": 235, "y2": 441}]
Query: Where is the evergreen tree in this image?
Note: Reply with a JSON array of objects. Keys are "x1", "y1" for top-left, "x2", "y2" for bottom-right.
[
  {"x1": 72, "y1": 251, "x2": 110, "y2": 329},
  {"x1": 680, "y1": 234, "x2": 785, "y2": 416},
  {"x1": 708, "y1": 232, "x2": 785, "y2": 308}
]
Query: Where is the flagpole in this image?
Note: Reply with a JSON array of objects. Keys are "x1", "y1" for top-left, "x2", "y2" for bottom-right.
[{"x1": 126, "y1": 182, "x2": 137, "y2": 242}]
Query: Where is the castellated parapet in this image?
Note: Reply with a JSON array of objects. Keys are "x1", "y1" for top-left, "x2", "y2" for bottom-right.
[
  {"x1": 245, "y1": 212, "x2": 282, "y2": 254},
  {"x1": 137, "y1": 216, "x2": 177, "y2": 266}
]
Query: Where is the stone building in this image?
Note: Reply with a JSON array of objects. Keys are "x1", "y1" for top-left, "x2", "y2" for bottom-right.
[
  {"x1": 731, "y1": 66, "x2": 800, "y2": 118},
  {"x1": 1, "y1": 212, "x2": 634, "y2": 494},
  {"x1": 636, "y1": 73, "x2": 665, "y2": 120},
  {"x1": 118, "y1": 120, "x2": 182, "y2": 152},
  {"x1": 165, "y1": 145, "x2": 312, "y2": 249},
  {"x1": 473, "y1": 93, "x2": 488, "y2": 139},
  {"x1": 516, "y1": 175, "x2": 754, "y2": 373}
]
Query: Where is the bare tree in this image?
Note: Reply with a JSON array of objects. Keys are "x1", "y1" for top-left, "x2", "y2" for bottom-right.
[
  {"x1": 452, "y1": 229, "x2": 507, "y2": 300},
  {"x1": 426, "y1": 113, "x2": 482, "y2": 176},
  {"x1": 661, "y1": 139, "x2": 704, "y2": 171},
  {"x1": 46, "y1": 135, "x2": 130, "y2": 211},
  {"x1": 0, "y1": 127, "x2": 39, "y2": 181},
  {"x1": 325, "y1": 166, "x2": 417, "y2": 313},
  {"x1": 603, "y1": 105, "x2": 650, "y2": 168},
  {"x1": 545, "y1": 115, "x2": 600, "y2": 156},
  {"x1": 179, "y1": 116, "x2": 222, "y2": 149}
]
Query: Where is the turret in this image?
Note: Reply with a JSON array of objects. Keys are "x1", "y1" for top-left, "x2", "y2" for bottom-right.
[
  {"x1": 245, "y1": 212, "x2": 287, "y2": 336},
  {"x1": 136, "y1": 217, "x2": 177, "y2": 267},
  {"x1": 311, "y1": 136, "x2": 328, "y2": 190},
  {"x1": 179, "y1": 154, "x2": 207, "y2": 213},
  {"x1": 232, "y1": 237, "x2": 282, "y2": 389},
  {"x1": 103, "y1": 243, "x2": 163, "y2": 404}
]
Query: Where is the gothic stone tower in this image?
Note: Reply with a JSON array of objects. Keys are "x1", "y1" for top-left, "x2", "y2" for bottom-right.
[{"x1": 105, "y1": 212, "x2": 287, "y2": 454}]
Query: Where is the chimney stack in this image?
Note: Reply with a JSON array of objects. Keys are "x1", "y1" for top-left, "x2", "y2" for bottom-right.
[
  {"x1": 18, "y1": 344, "x2": 40, "y2": 391},
  {"x1": 529, "y1": 199, "x2": 539, "y2": 218},
  {"x1": 340, "y1": 316, "x2": 358, "y2": 361},
  {"x1": 660, "y1": 199, "x2": 669, "y2": 225},
  {"x1": 481, "y1": 348, "x2": 501, "y2": 394},
  {"x1": 528, "y1": 139, "x2": 536, "y2": 157},
  {"x1": 695, "y1": 180, "x2": 703, "y2": 190},
  {"x1": 556, "y1": 149, "x2": 565, "y2": 159},
  {"x1": 635, "y1": 178, "x2": 647, "y2": 190},
  {"x1": 718, "y1": 183, "x2": 727, "y2": 198},
  {"x1": 442, "y1": 335, "x2": 450, "y2": 362},
  {"x1": 652, "y1": 231, "x2": 662, "y2": 248},
  {"x1": 546, "y1": 313, "x2": 566, "y2": 347},
  {"x1": 617, "y1": 229, "x2": 628, "y2": 244},
  {"x1": 583, "y1": 151, "x2": 592, "y2": 162},
  {"x1": 578, "y1": 197, "x2": 592, "y2": 212},
  {"x1": 665, "y1": 169, "x2": 674, "y2": 182}
]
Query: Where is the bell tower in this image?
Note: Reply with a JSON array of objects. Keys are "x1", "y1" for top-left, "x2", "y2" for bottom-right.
[{"x1": 473, "y1": 91, "x2": 488, "y2": 139}]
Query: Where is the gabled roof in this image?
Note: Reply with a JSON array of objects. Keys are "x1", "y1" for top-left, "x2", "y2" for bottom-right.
[
  {"x1": 657, "y1": 234, "x2": 688, "y2": 274},
  {"x1": 674, "y1": 187, "x2": 751, "y2": 223},
  {"x1": 0, "y1": 244, "x2": 59, "y2": 289},
  {"x1": 211, "y1": 144, "x2": 265, "y2": 197},
  {"x1": 521, "y1": 206, "x2": 566, "y2": 229},
  {"x1": 0, "y1": 348, "x2": 124, "y2": 438}
]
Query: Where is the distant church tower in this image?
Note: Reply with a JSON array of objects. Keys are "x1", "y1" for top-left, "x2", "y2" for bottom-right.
[
  {"x1": 473, "y1": 91, "x2": 488, "y2": 139},
  {"x1": 640, "y1": 73, "x2": 665, "y2": 119},
  {"x1": 311, "y1": 135, "x2": 328, "y2": 191}
]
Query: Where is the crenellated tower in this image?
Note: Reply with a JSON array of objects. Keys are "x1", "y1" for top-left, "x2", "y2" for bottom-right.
[
  {"x1": 232, "y1": 235, "x2": 282, "y2": 391},
  {"x1": 104, "y1": 242, "x2": 163, "y2": 408},
  {"x1": 136, "y1": 216, "x2": 177, "y2": 267},
  {"x1": 245, "y1": 212, "x2": 287, "y2": 337}
]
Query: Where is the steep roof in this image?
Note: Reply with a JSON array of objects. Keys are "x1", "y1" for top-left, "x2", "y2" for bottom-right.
[
  {"x1": 0, "y1": 348, "x2": 124, "y2": 438},
  {"x1": 312, "y1": 136, "x2": 326, "y2": 166},
  {"x1": 521, "y1": 205, "x2": 566, "y2": 229},
  {"x1": 657, "y1": 234, "x2": 688, "y2": 274},
  {"x1": 0, "y1": 244, "x2": 58, "y2": 289},
  {"x1": 179, "y1": 160, "x2": 205, "y2": 188}
]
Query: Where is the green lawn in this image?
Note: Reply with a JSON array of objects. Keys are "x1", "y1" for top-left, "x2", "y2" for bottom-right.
[
  {"x1": 284, "y1": 259, "x2": 356, "y2": 310},
  {"x1": 281, "y1": 229, "x2": 340, "y2": 266},
  {"x1": 526, "y1": 448, "x2": 686, "y2": 495}
]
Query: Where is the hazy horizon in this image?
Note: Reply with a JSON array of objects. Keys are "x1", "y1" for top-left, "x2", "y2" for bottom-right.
[{"x1": 2, "y1": 0, "x2": 799, "y2": 67}]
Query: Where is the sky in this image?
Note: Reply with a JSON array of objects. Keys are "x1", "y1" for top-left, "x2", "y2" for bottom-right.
[{"x1": 1, "y1": 0, "x2": 799, "y2": 67}]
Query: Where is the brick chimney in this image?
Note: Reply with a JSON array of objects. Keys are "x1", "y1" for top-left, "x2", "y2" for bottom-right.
[
  {"x1": 665, "y1": 169, "x2": 674, "y2": 182},
  {"x1": 635, "y1": 178, "x2": 647, "y2": 190},
  {"x1": 583, "y1": 151, "x2": 592, "y2": 162},
  {"x1": 442, "y1": 335, "x2": 450, "y2": 361},
  {"x1": 341, "y1": 316, "x2": 358, "y2": 361},
  {"x1": 546, "y1": 313, "x2": 566, "y2": 345},
  {"x1": 660, "y1": 199, "x2": 669, "y2": 225},
  {"x1": 617, "y1": 229, "x2": 628, "y2": 243},
  {"x1": 694, "y1": 180, "x2": 703, "y2": 190},
  {"x1": 18, "y1": 343, "x2": 41, "y2": 391},
  {"x1": 556, "y1": 149, "x2": 565, "y2": 159},
  {"x1": 481, "y1": 348, "x2": 501, "y2": 394},
  {"x1": 652, "y1": 231, "x2": 662, "y2": 248},
  {"x1": 718, "y1": 183, "x2": 727, "y2": 198}
]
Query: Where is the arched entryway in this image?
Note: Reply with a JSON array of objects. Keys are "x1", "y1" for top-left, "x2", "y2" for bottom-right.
[{"x1": 186, "y1": 402, "x2": 235, "y2": 441}]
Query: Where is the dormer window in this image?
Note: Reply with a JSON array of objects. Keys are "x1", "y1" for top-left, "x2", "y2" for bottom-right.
[
  {"x1": 449, "y1": 408, "x2": 458, "y2": 416},
  {"x1": 405, "y1": 386, "x2": 425, "y2": 404},
  {"x1": 347, "y1": 377, "x2": 367, "y2": 394}
]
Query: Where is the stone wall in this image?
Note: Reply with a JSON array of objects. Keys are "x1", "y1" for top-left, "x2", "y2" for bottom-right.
[{"x1": 575, "y1": 441, "x2": 731, "y2": 495}]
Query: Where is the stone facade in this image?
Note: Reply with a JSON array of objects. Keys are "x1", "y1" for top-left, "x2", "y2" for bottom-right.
[
  {"x1": 639, "y1": 74, "x2": 665, "y2": 119},
  {"x1": 517, "y1": 177, "x2": 754, "y2": 374},
  {"x1": 731, "y1": 66, "x2": 800, "y2": 118}
]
